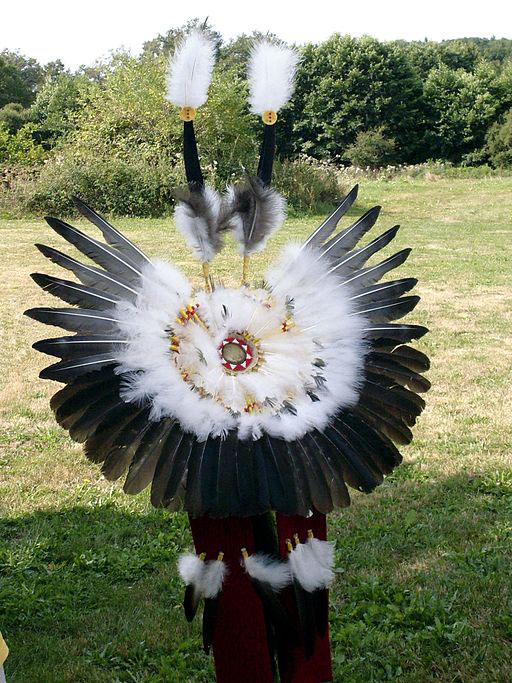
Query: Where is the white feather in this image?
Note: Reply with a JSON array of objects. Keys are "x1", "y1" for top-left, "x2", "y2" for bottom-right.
[
  {"x1": 178, "y1": 552, "x2": 205, "y2": 586},
  {"x1": 288, "y1": 542, "x2": 334, "y2": 592},
  {"x1": 244, "y1": 553, "x2": 291, "y2": 592},
  {"x1": 166, "y1": 30, "x2": 216, "y2": 108},
  {"x1": 248, "y1": 41, "x2": 299, "y2": 115},
  {"x1": 202, "y1": 559, "x2": 228, "y2": 599}
]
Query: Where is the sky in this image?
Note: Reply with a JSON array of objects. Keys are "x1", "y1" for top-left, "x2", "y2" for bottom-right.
[{"x1": 2, "y1": 0, "x2": 511, "y2": 69}]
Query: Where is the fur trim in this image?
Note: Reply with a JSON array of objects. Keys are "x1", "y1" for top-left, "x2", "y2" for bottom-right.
[
  {"x1": 166, "y1": 29, "x2": 216, "y2": 109},
  {"x1": 243, "y1": 553, "x2": 291, "y2": 591},
  {"x1": 248, "y1": 41, "x2": 299, "y2": 115}
]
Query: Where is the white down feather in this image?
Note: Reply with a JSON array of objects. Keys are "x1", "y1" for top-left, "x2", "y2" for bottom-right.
[
  {"x1": 166, "y1": 29, "x2": 216, "y2": 109},
  {"x1": 248, "y1": 41, "x2": 299, "y2": 115}
]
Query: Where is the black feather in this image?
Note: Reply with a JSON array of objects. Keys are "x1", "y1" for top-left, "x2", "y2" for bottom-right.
[
  {"x1": 31, "y1": 273, "x2": 120, "y2": 310},
  {"x1": 39, "y1": 353, "x2": 117, "y2": 382},
  {"x1": 44, "y1": 216, "x2": 142, "y2": 283},
  {"x1": 161, "y1": 432, "x2": 195, "y2": 509},
  {"x1": 363, "y1": 323, "x2": 428, "y2": 342},
  {"x1": 350, "y1": 278, "x2": 418, "y2": 306},
  {"x1": 84, "y1": 406, "x2": 147, "y2": 464},
  {"x1": 101, "y1": 409, "x2": 154, "y2": 481},
  {"x1": 262, "y1": 436, "x2": 298, "y2": 515},
  {"x1": 341, "y1": 248, "x2": 412, "y2": 288},
  {"x1": 33, "y1": 335, "x2": 127, "y2": 360},
  {"x1": 331, "y1": 225, "x2": 399, "y2": 274},
  {"x1": 303, "y1": 184, "x2": 359, "y2": 248},
  {"x1": 391, "y1": 345, "x2": 431, "y2": 373},
  {"x1": 303, "y1": 432, "x2": 351, "y2": 508},
  {"x1": 296, "y1": 438, "x2": 334, "y2": 515},
  {"x1": 69, "y1": 394, "x2": 129, "y2": 443},
  {"x1": 202, "y1": 597, "x2": 219, "y2": 653},
  {"x1": 321, "y1": 204, "x2": 380, "y2": 256},
  {"x1": 353, "y1": 295, "x2": 420, "y2": 323},
  {"x1": 354, "y1": 403, "x2": 413, "y2": 445},
  {"x1": 72, "y1": 197, "x2": 151, "y2": 267},
  {"x1": 366, "y1": 351, "x2": 431, "y2": 393},
  {"x1": 35, "y1": 244, "x2": 137, "y2": 301},
  {"x1": 24, "y1": 307, "x2": 119, "y2": 334}
]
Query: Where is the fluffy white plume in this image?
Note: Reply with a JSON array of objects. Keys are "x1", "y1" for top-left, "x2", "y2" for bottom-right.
[
  {"x1": 166, "y1": 29, "x2": 216, "y2": 108},
  {"x1": 304, "y1": 538, "x2": 335, "y2": 588},
  {"x1": 178, "y1": 552, "x2": 205, "y2": 586},
  {"x1": 243, "y1": 553, "x2": 292, "y2": 592},
  {"x1": 202, "y1": 558, "x2": 228, "y2": 599},
  {"x1": 248, "y1": 41, "x2": 299, "y2": 115},
  {"x1": 288, "y1": 542, "x2": 334, "y2": 593}
]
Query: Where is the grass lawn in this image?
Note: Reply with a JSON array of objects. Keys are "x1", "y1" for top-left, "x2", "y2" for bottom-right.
[{"x1": 1, "y1": 176, "x2": 511, "y2": 682}]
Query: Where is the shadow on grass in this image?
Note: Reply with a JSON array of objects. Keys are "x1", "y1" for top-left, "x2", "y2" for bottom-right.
[{"x1": 1, "y1": 468, "x2": 511, "y2": 682}]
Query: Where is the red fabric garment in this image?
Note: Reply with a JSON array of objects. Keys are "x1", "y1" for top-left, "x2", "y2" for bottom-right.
[
  {"x1": 188, "y1": 515, "x2": 274, "y2": 683},
  {"x1": 276, "y1": 511, "x2": 333, "y2": 683}
]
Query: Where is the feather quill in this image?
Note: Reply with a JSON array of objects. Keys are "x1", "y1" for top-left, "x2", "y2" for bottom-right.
[
  {"x1": 248, "y1": 41, "x2": 299, "y2": 115},
  {"x1": 166, "y1": 30, "x2": 216, "y2": 109}
]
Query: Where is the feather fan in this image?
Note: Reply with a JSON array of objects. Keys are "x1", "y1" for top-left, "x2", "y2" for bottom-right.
[
  {"x1": 222, "y1": 176, "x2": 286, "y2": 255},
  {"x1": 165, "y1": 30, "x2": 216, "y2": 109},
  {"x1": 248, "y1": 41, "x2": 299, "y2": 115}
]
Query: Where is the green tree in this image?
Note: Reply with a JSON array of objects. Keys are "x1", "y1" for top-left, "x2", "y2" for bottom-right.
[
  {"x1": 29, "y1": 72, "x2": 88, "y2": 146},
  {"x1": 279, "y1": 35, "x2": 425, "y2": 164},
  {"x1": 486, "y1": 108, "x2": 512, "y2": 167},
  {"x1": 424, "y1": 61, "x2": 512, "y2": 162},
  {"x1": 0, "y1": 50, "x2": 44, "y2": 106}
]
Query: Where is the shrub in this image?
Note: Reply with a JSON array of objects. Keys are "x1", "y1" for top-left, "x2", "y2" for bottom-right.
[
  {"x1": 345, "y1": 127, "x2": 397, "y2": 169},
  {"x1": 273, "y1": 156, "x2": 345, "y2": 211},
  {"x1": 23, "y1": 154, "x2": 183, "y2": 217},
  {"x1": 0, "y1": 123, "x2": 46, "y2": 166},
  {"x1": 486, "y1": 109, "x2": 512, "y2": 168}
]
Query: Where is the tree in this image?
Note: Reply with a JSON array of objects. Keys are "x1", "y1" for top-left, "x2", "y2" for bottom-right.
[
  {"x1": 280, "y1": 35, "x2": 425, "y2": 164},
  {"x1": 486, "y1": 108, "x2": 512, "y2": 167},
  {"x1": 423, "y1": 61, "x2": 512, "y2": 162},
  {"x1": 0, "y1": 50, "x2": 44, "y2": 106}
]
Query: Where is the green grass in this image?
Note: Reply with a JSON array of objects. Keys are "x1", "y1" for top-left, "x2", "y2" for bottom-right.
[{"x1": 1, "y1": 176, "x2": 511, "y2": 682}]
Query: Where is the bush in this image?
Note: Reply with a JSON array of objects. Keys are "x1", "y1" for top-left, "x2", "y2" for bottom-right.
[
  {"x1": 0, "y1": 123, "x2": 46, "y2": 166},
  {"x1": 345, "y1": 127, "x2": 397, "y2": 169},
  {"x1": 23, "y1": 154, "x2": 183, "y2": 217},
  {"x1": 486, "y1": 109, "x2": 512, "y2": 168},
  {"x1": 273, "y1": 156, "x2": 345, "y2": 211}
]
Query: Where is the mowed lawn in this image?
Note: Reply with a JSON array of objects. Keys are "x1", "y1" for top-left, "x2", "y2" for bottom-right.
[{"x1": 0, "y1": 176, "x2": 511, "y2": 682}]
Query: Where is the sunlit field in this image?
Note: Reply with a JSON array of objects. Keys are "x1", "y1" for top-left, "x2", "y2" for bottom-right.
[{"x1": 1, "y1": 176, "x2": 511, "y2": 682}]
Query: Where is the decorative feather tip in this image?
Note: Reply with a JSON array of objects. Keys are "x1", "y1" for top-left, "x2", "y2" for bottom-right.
[
  {"x1": 248, "y1": 40, "x2": 299, "y2": 116},
  {"x1": 174, "y1": 186, "x2": 224, "y2": 263},
  {"x1": 222, "y1": 177, "x2": 286, "y2": 256},
  {"x1": 166, "y1": 29, "x2": 216, "y2": 109}
]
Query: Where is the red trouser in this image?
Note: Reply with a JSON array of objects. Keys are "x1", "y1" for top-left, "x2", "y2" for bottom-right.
[{"x1": 189, "y1": 511, "x2": 333, "y2": 683}]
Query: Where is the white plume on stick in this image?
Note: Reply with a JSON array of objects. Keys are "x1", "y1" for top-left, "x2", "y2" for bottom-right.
[
  {"x1": 248, "y1": 40, "x2": 299, "y2": 115},
  {"x1": 166, "y1": 29, "x2": 216, "y2": 108}
]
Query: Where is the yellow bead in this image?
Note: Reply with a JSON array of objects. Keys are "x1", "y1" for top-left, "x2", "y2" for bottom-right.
[
  {"x1": 262, "y1": 110, "x2": 277, "y2": 125},
  {"x1": 180, "y1": 106, "x2": 196, "y2": 122}
]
